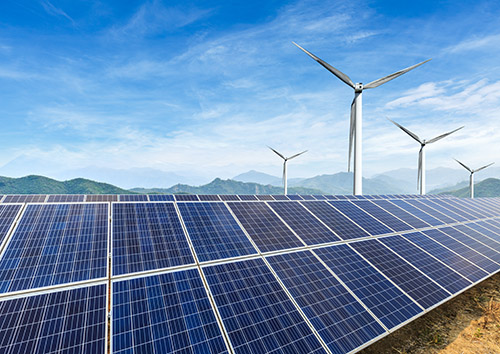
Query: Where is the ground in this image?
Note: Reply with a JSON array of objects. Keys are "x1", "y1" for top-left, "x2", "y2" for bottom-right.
[{"x1": 360, "y1": 272, "x2": 500, "y2": 354}]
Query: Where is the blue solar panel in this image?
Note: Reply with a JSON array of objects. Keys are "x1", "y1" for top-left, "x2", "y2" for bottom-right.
[
  {"x1": 119, "y1": 195, "x2": 148, "y2": 202},
  {"x1": 315, "y1": 244, "x2": 422, "y2": 330},
  {"x1": 370, "y1": 200, "x2": 430, "y2": 229},
  {"x1": 329, "y1": 201, "x2": 393, "y2": 236},
  {"x1": 148, "y1": 195, "x2": 175, "y2": 202},
  {"x1": 312, "y1": 195, "x2": 328, "y2": 200},
  {"x1": 0, "y1": 204, "x2": 22, "y2": 246},
  {"x1": 238, "y1": 195, "x2": 257, "y2": 201},
  {"x1": 3, "y1": 195, "x2": 46, "y2": 203},
  {"x1": 0, "y1": 203, "x2": 108, "y2": 293},
  {"x1": 474, "y1": 199, "x2": 500, "y2": 215},
  {"x1": 113, "y1": 269, "x2": 229, "y2": 354},
  {"x1": 432, "y1": 227, "x2": 500, "y2": 272},
  {"x1": 439, "y1": 199, "x2": 483, "y2": 220},
  {"x1": 287, "y1": 194, "x2": 304, "y2": 200},
  {"x1": 468, "y1": 221, "x2": 500, "y2": 244},
  {"x1": 404, "y1": 199, "x2": 457, "y2": 224},
  {"x1": 86, "y1": 194, "x2": 118, "y2": 202},
  {"x1": 227, "y1": 202, "x2": 304, "y2": 252},
  {"x1": 350, "y1": 200, "x2": 412, "y2": 232},
  {"x1": 300, "y1": 195, "x2": 316, "y2": 200},
  {"x1": 197, "y1": 195, "x2": 221, "y2": 201},
  {"x1": 177, "y1": 202, "x2": 257, "y2": 262},
  {"x1": 389, "y1": 199, "x2": 443, "y2": 227},
  {"x1": 271, "y1": 195, "x2": 289, "y2": 200},
  {"x1": 349, "y1": 239, "x2": 449, "y2": 309},
  {"x1": 267, "y1": 250, "x2": 386, "y2": 354},
  {"x1": 112, "y1": 203, "x2": 194, "y2": 276},
  {"x1": 0, "y1": 283, "x2": 106, "y2": 354},
  {"x1": 421, "y1": 199, "x2": 468, "y2": 222},
  {"x1": 378, "y1": 236, "x2": 471, "y2": 294},
  {"x1": 301, "y1": 201, "x2": 369, "y2": 240},
  {"x1": 449, "y1": 224, "x2": 500, "y2": 261},
  {"x1": 323, "y1": 195, "x2": 337, "y2": 200},
  {"x1": 451, "y1": 199, "x2": 494, "y2": 218},
  {"x1": 255, "y1": 195, "x2": 274, "y2": 200},
  {"x1": 403, "y1": 232, "x2": 488, "y2": 283},
  {"x1": 267, "y1": 201, "x2": 340, "y2": 245},
  {"x1": 47, "y1": 195, "x2": 85, "y2": 203},
  {"x1": 218, "y1": 195, "x2": 240, "y2": 201},
  {"x1": 203, "y1": 258, "x2": 327, "y2": 354},
  {"x1": 174, "y1": 195, "x2": 199, "y2": 201}
]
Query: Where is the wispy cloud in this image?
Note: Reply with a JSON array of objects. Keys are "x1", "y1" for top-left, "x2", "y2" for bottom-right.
[
  {"x1": 40, "y1": 0, "x2": 75, "y2": 25},
  {"x1": 446, "y1": 33, "x2": 500, "y2": 53}
]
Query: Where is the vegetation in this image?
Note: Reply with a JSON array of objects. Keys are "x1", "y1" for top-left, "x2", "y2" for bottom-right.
[{"x1": 439, "y1": 178, "x2": 500, "y2": 198}]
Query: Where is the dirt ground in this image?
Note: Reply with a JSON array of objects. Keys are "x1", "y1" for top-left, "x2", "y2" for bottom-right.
[{"x1": 360, "y1": 272, "x2": 500, "y2": 354}]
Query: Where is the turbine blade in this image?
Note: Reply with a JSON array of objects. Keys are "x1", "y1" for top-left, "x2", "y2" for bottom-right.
[
  {"x1": 293, "y1": 42, "x2": 355, "y2": 89},
  {"x1": 475, "y1": 162, "x2": 494, "y2": 172},
  {"x1": 288, "y1": 150, "x2": 308, "y2": 160},
  {"x1": 364, "y1": 59, "x2": 432, "y2": 89},
  {"x1": 387, "y1": 118, "x2": 422, "y2": 144},
  {"x1": 348, "y1": 98, "x2": 356, "y2": 171},
  {"x1": 267, "y1": 146, "x2": 285, "y2": 160},
  {"x1": 454, "y1": 158, "x2": 473, "y2": 173},
  {"x1": 426, "y1": 126, "x2": 464, "y2": 144}
]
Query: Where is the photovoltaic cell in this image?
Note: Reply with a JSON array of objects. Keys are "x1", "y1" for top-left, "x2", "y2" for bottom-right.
[
  {"x1": 86, "y1": 195, "x2": 118, "y2": 202},
  {"x1": 300, "y1": 201, "x2": 369, "y2": 240},
  {"x1": 0, "y1": 204, "x2": 22, "y2": 245},
  {"x1": 203, "y1": 258, "x2": 327, "y2": 354},
  {"x1": 267, "y1": 202, "x2": 340, "y2": 245},
  {"x1": 112, "y1": 203, "x2": 194, "y2": 276},
  {"x1": 287, "y1": 195, "x2": 303, "y2": 200},
  {"x1": 389, "y1": 199, "x2": 443, "y2": 227},
  {"x1": 174, "y1": 195, "x2": 199, "y2": 202},
  {"x1": 238, "y1": 195, "x2": 257, "y2": 201},
  {"x1": 312, "y1": 195, "x2": 327, "y2": 200},
  {"x1": 315, "y1": 244, "x2": 422, "y2": 330},
  {"x1": 227, "y1": 202, "x2": 304, "y2": 252},
  {"x1": 218, "y1": 195, "x2": 240, "y2": 201},
  {"x1": 267, "y1": 250, "x2": 386, "y2": 354},
  {"x1": 112, "y1": 269, "x2": 229, "y2": 354},
  {"x1": 300, "y1": 195, "x2": 316, "y2": 200},
  {"x1": 177, "y1": 202, "x2": 257, "y2": 262},
  {"x1": 197, "y1": 195, "x2": 221, "y2": 201},
  {"x1": 329, "y1": 201, "x2": 393, "y2": 236},
  {"x1": 0, "y1": 284, "x2": 106, "y2": 354},
  {"x1": 3, "y1": 195, "x2": 46, "y2": 203},
  {"x1": 119, "y1": 195, "x2": 148, "y2": 202},
  {"x1": 403, "y1": 232, "x2": 488, "y2": 283},
  {"x1": 349, "y1": 239, "x2": 449, "y2": 309},
  {"x1": 0, "y1": 203, "x2": 108, "y2": 293},
  {"x1": 271, "y1": 195, "x2": 289, "y2": 200},
  {"x1": 255, "y1": 195, "x2": 274, "y2": 201},
  {"x1": 467, "y1": 221, "x2": 500, "y2": 244},
  {"x1": 451, "y1": 199, "x2": 494, "y2": 218},
  {"x1": 437, "y1": 199, "x2": 481, "y2": 220},
  {"x1": 350, "y1": 200, "x2": 412, "y2": 232},
  {"x1": 403, "y1": 199, "x2": 457, "y2": 224},
  {"x1": 46, "y1": 195, "x2": 85, "y2": 203},
  {"x1": 421, "y1": 199, "x2": 467, "y2": 222},
  {"x1": 449, "y1": 224, "x2": 500, "y2": 262},
  {"x1": 148, "y1": 195, "x2": 174, "y2": 202},
  {"x1": 378, "y1": 236, "x2": 471, "y2": 294},
  {"x1": 370, "y1": 200, "x2": 430, "y2": 229}
]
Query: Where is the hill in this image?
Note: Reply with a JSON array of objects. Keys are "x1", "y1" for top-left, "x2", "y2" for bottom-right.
[
  {"x1": 131, "y1": 178, "x2": 324, "y2": 195},
  {"x1": 0, "y1": 175, "x2": 131, "y2": 194},
  {"x1": 438, "y1": 178, "x2": 500, "y2": 198}
]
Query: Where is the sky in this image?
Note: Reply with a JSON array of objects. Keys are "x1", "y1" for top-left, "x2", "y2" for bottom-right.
[{"x1": 1, "y1": 0, "x2": 500, "y2": 188}]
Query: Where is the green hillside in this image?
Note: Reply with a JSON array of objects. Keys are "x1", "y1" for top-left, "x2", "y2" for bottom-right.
[
  {"x1": 0, "y1": 175, "x2": 131, "y2": 194},
  {"x1": 132, "y1": 178, "x2": 324, "y2": 195},
  {"x1": 439, "y1": 178, "x2": 500, "y2": 197}
]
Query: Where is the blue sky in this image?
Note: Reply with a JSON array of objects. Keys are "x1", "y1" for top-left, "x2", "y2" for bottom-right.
[{"x1": 1, "y1": 0, "x2": 500, "y2": 187}]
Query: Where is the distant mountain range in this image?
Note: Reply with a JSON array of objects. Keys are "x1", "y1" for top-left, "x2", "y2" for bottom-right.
[{"x1": 437, "y1": 178, "x2": 500, "y2": 198}]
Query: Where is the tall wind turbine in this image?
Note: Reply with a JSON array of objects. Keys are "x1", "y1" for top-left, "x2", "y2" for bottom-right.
[
  {"x1": 268, "y1": 146, "x2": 307, "y2": 195},
  {"x1": 293, "y1": 42, "x2": 430, "y2": 195},
  {"x1": 454, "y1": 159, "x2": 494, "y2": 198},
  {"x1": 388, "y1": 119, "x2": 464, "y2": 195}
]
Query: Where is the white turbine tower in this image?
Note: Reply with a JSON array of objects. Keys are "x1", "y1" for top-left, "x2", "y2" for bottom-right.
[
  {"x1": 268, "y1": 146, "x2": 307, "y2": 195},
  {"x1": 388, "y1": 119, "x2": 464, "y2": 195},
  {"x1": 454, "y1": 159, "x2": 494, "y2": 198},
  {"x1": 293, "y1": 42, "x2": 430, "y2": 195}
]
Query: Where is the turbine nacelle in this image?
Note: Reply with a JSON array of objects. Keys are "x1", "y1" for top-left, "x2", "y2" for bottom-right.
[{"x1": 354, "y1": 83, "x2": 363, "y2": 92}]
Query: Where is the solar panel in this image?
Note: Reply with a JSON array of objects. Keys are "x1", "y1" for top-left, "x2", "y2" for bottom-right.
[
  {"x1": 3, "y1": 195, "x2": 46, "y2": 203},
  {"x1": 378, "y1": 235, "x2": 471, "y2": 294},
  {"x1": 451, "y1": 199, "x2": 495, "y2": 218},
  {"x1": 148, "y1": 194, "x2": 175, "y2": 202},
  {"x1": 255, "y1": 195, "x2": 274, "y2": 200},
  {"x1": 403, "y1": 231, "x2": 488, "y2": 283},
  {"x1": 112, "y1": 269, "x2": 229, "y2": 354},
  {"x1": 349, "y1": 239, "x2": 450, "y2": 309},
  {"x1": 227, "y1": 202, "x2": 304, "y2": 252},
  {"x1": 46, "y1": 195, "x2": 85, "y2": 203},
  {"x1": 267, "y1": 250, "x2": 386, "y2": 354},
  {"x1": 314, "y1": 244, "x2": 423, "y2": 330},
  {"x1": 370, "y1": 200, "x2": 430, "y2": 229},
  {"x1": 0, "y1": 203, "x2": 108, "y2": 293},
  {"x1": 119, "y1": 194, "x2": 148, "y2": 202},
  {"x1": 238, "y1": 195, "x2": 258, "y2": 201},
  {"x1": 203, "y1": 258, "x2": 327, "y2": 354},
  {"x1": 404, "y1": 199, "x2": 457, "y2": 224},
  {"x1": 0, "y1": 195, "x2": 3, "y2": 203},
  {"x1": 267, "y1": 201, "x2": 341, "y2": 245},
  {"x1": 421, "y1": 199, "x2": 468, "y2": 222},
  {"x1": 468, "y1": 221, "x2": 500, "y2": 243},
  {"x1": 177, "y1": 202, "x2": 257, "y2": 262},
  {"x1": 0, "y1": 204, "x2": 22, "y2": 246},
  {"x1": 174, "y1": 195, "x2": 199, "y2": 201},
  {"x1": 389, "y1": 199, "x2": 443, "y2": 227},
  {"x1": 218, "y1": 195, "x2": 240, "y2": 201},
  {"x1": 301, "y1": 201, "x2": 370, "y2": 240},
  {"x1": 271, "y1": 195, "x2": 289, "y2": 200},
  {"x1": 312, "y1": 195, "x2": 328, "y2": 200},
  {"x1": 112, "y1": 202, "x2": 194, "y2": 276},
  {"x1": 300, "y1": 195, "x2": 316, "y2": 200},
  {"x1": 323, "y1": 195, "x2": 337, "y2": 200},
  {"x1": 197, "y1": 195, "x2": 221, "y2": 201},
  {"x1": 329, "y1": 201, "x2": 393, "y2": 236},
  {"x1": 86, "y1": 194, "x2": 118, "y2": 202},
  {"x1": 0, "y1": 283, "x2": 106, "y2": 354},
  {"x1": 453, "y1": 224, "x2": 500, "y2": 257},
  {"x1": 350, "y1": 200, "x2": 412, "y2": 232},
  {"x1": 435, "y1": 199, "x2": 481, "y2": 220},
  {"x1": 286, "y1": 194, "x2": 304, "y2": 200}
]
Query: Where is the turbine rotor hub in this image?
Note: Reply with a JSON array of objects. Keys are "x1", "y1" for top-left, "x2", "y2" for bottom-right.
[{"x1": 355, "y1": 83, "x2": 363, "y2": 92}]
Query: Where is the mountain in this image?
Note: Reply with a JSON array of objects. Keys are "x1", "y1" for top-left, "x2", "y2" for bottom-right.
[
  {"x1": 438, "y1": 178, "x2": 500, "y2": 198},
  {"x1": 428, "y1": 180, "x2": 469, "y2": 195},
  {"x1": 0, "y1": 175, "x2": 131, "y2": 194},
  {"x1": 375, "y1": 167, "x2": 473, "y2": 190},
  {"x1": 232, "y1": 170, "x2": 282, "y2": 186},
  {"x1": 131, "y1": 178, "x2": 324, "y2": 195}
]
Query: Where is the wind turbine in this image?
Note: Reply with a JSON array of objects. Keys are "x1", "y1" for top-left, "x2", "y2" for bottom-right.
[
  {"x1": 388, "y1": 119, "x2": 464, "y2": 195},
  {"x1": 268, "y1": 146, "x2": 307, "y2": 195},
  {"x1": 293, "y1": 42, "x2": 431, "y2": 195},
  {"x1": 454, "y1": 159, "x2": 494, "y2": 198}
]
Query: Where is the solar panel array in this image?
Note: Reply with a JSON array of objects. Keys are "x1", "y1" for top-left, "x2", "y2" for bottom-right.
[{"x1": 0, "y1": 194, "x2": 499, "y2": 353}]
